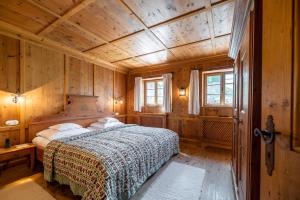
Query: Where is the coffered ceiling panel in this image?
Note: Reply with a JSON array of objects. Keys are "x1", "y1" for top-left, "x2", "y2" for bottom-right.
[
  {"x1": 0, "y1": 0, "x2": 57, "y2": 33},
  {"x1": 69, "y1": 0, "x2": 144, "y2": 41},
  {"x1": 214, "y1": 35, "x2": 230, "y2": 54},
  {"x1": 31, "y1": 0, "x2": 83, "y2": 15},
  {"x1": 151, "y1": 11, "x2": 210, "y2": 48},
  {"x1": 45, "y1": 22, "x2": 105, "y2": 51},
  {"x1": 123, "y1": 0, "x2": 206, "y2": 27},
  {"x1": 170, "y1": 39, "x2": 214, "y2": 60},
  {"x1": 112, "y1": 31, "x2": 165, "y2": 57},
  {"x1": 0, "y1": 0, "x2": 235, "y2": 69},
  {"x1": 114, "y1": 58, "x2": 147, "y2": 68},
  {"x1": 137, "y1": 50, "x2": 178, "y2": 65},
  {"x1": 87, "y1": 44, "x2": 131, "y2": 62},
  {"x1": 212, "y1": 0, "x2": 234, "y2": 37}
]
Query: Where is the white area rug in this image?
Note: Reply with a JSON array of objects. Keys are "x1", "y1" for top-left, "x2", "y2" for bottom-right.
[
  {"x1": 0, "y1": 180, "x2": 55, "y2": 200},
  {"x1": 0, "y1": 161, "x2": 205, "y2": 200},
  {"x1": 131, "y1": 161, "x2": 206, "y2": 200}
]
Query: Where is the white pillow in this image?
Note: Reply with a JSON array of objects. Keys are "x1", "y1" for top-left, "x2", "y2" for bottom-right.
[
  {"x1": 90, "y1": 121, "x2": 124, "y2": 129},
  {"x1": 49, "y1": 123, "x2": 82, "y2": 131},
  {"x1": 37, "y1": 129, "x2": 60, "y2": 140},
  {"x1": 37, "y1": 128, "x2": 90, "y2": 140},
  {"x1": 97, "y1": 117, "x2": 119, "y2": 123}
]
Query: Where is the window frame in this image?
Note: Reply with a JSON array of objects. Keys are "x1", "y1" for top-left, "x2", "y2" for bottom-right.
[
  {"x1": 203, "y1": 70, "x2": 233, "y2": 107},
  {"x1": 144, "y1": 78, "x2": 164, "y2": 106}
]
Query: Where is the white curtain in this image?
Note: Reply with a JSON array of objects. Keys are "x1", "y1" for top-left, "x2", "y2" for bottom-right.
[
  {"x1": 162, "y1": 73, "x2": 172, "y2": 113},
  {"x1": 188, "y1": 70, "x2": 200, "y2": 115},
  {"x1": 134, "y1": 77, "x2": 144, "y2": 112}
]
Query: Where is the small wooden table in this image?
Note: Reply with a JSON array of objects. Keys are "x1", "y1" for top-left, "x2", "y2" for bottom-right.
[{"x1": 0, "y1": 143, "x2": 36, "y2": 171}]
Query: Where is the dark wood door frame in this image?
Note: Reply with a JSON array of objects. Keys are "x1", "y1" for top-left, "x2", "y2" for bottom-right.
[{"x1": 229, "y1": 0, "x2": 262, "y2": 199}]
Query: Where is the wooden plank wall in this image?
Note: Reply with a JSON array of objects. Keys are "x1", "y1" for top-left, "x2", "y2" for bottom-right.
[
  {"x1": 128, "y1": 56, "x2": 234, "y2": 148},
  {"x1": 0, "y1": 34, "x2": 127, "y2": 145}
]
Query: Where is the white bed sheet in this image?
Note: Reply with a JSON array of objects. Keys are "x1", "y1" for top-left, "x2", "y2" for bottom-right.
[{"x1": 32, "y1": 136, "x2": 50, "y2": 149}]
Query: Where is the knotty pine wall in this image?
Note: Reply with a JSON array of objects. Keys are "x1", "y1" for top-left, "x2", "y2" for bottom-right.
[
  {"x1": 0, "y1": 34, "x2": 127, "y2": 145},
  {"x1": 127, "y1": 56, "x2": 234, "y2": 148}
]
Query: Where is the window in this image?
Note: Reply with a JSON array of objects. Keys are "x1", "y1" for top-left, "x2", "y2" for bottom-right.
[
  {"x1": 203, "y1": 70, "x2": 233, "y2": 106},
  {"x1": 144, "y1": 79, "x2": 164, "y2": 106}
]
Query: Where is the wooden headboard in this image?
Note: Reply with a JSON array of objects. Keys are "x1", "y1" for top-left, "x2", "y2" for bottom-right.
[
  {"x1": 28, "y1": 95, "x2": 124, "y2": 141},
  {"x1": 28, "y1": 114, "x2": 116, "y2": 142}
]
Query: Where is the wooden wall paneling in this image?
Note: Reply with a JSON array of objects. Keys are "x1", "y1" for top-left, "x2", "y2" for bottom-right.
[
  {"x1": 123, "y1": 0, "x2": 206, "y2": 27},
  {"x1": 0, "y1": 35, "x2": 20, "y2": 127},
  {"x1": 94, "y1": 65, "x2": 114, "y2": 113},
  {"x1": 114, "y1": 71, "x2": 127, "y2": 115},
  {"x1": 67, "y1": 57, "x2": 94, "y2": 96},
  {"x1": 151, "y1": 10, "x2": 210, "y2": 48},
  {"x1": 69, "y1": 0, "x2": 144, "y2": 41},
  {"x1": 0, "y1": 91, "x2": 20, "y2": 127},
  {"x1": 23, "y1": 42, "x2": 65, "y2": 127},
  {"x1": 0, "y1": 0, "x2": 57, "y2": 33},
  {"x1": 19, "y1": 40, "x2": 25, "y2": 143},
  {"x1": 171, "y1": 66, "x2": 190, "y2": 114},
  {"x1": 44, "y1": 22, "x2": 105, "y2": 51},
  {"x1": 0, "y1": 35, "x2": 20, "y2": 93},
  {"x1": 0, "y1": 126, "x2": 20, "y2": 148},
  {"x1": 182, "y1": 118, "x2": 202, "y2": 140}
]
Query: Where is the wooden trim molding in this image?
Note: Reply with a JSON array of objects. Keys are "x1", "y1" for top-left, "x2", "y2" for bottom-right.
[
  {"x1": 228, "y1": 0, "x2": 253, "y2": 59},
  {"x1": 129, "y1": 54, "x2": 233, "y2": 75}
]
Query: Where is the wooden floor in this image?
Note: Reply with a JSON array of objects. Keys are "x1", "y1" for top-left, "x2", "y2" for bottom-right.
[{"x1": 0, "y1": 141, "x2": 235, "y2": 200}]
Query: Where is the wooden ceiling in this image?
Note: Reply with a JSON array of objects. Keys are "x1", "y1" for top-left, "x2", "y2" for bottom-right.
[{"x1": 0, "y1": 0, "x2": 234, "y2": 69}]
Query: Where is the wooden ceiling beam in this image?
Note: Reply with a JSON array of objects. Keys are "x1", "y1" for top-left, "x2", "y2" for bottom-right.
[
  {"x1": 129, "y1": 54, "x2": 233, "y2": 74},
  {"x1": 0, "y1": 20, "x2": 128, "y2": 73},
  {"x1": 204, "y1": 0, "x2": 217, "y2": 55},
  {"x1": 37, "y1": 0, "x2": 96, "y2": 35}
]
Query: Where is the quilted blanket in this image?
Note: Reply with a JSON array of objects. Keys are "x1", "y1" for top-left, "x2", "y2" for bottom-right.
[{"x1": 43, "y1": 124, "x2": 179, "y2": 200}]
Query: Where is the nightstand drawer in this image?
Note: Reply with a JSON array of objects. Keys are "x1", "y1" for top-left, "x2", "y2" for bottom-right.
[{"x1": 0, "y1": 149, "x2": 31, "y2": 162}]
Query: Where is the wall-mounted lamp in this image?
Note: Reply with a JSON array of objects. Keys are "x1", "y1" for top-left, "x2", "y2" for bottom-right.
[
  {"x1": 11, "y1": 90, "x2": 24, "y2": 104},
  {"x1": 114, "y1": 97, "x2": 124, "y2": 105},
  {"x1": 179, "y1": 87, "x2": 186, "y2": 96}
]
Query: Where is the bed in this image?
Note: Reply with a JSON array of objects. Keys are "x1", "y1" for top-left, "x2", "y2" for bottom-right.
[{"x1": 28, "y1": 115, "x2": 179, "y2": 199}]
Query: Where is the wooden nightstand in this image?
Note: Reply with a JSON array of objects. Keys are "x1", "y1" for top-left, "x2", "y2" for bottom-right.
[{"x1": 0, "y1": 143, "x2": 36, "y2": 171}]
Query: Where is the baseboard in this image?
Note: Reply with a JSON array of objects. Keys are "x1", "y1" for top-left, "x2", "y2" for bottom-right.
[{"x1": 231, "y1": 164, "x2": 239, "y2": 200}]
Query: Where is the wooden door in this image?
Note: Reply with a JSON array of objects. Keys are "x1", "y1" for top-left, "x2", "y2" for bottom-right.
[
  {"x1": 237, "y1": 16, "x2": 251, "y2": 200},
  {"x1": 232, "y1": 54, "x2": 240, "y2": 181},
  {"x1": 260, "y1": 0, "x2": 300, "y2": 199}
]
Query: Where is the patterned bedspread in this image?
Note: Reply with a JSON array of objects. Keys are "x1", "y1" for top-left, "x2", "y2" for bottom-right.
[{"x1": 43, "y1": 124, "x2": 179, "y2": 200}]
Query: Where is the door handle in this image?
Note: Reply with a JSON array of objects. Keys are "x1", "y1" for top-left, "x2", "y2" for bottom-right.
[
  {"x1": 254, "y1": 115, "x2": 280, "y2": 176},
  {"x1": 254, "y1": 115, "x2": 279, "y2": 144},
  {"x1": 233, "y1": 117, "x2": 243, "y2": 124}
]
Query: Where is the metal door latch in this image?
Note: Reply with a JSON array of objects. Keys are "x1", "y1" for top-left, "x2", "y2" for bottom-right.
[{"x1": 254, "y1": 115, "x2": 280, "y2": 176}]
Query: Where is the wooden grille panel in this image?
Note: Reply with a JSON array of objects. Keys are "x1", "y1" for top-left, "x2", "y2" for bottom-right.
[{"x1": 203, "y1": 120, "x2": 232, "y2": 144}]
